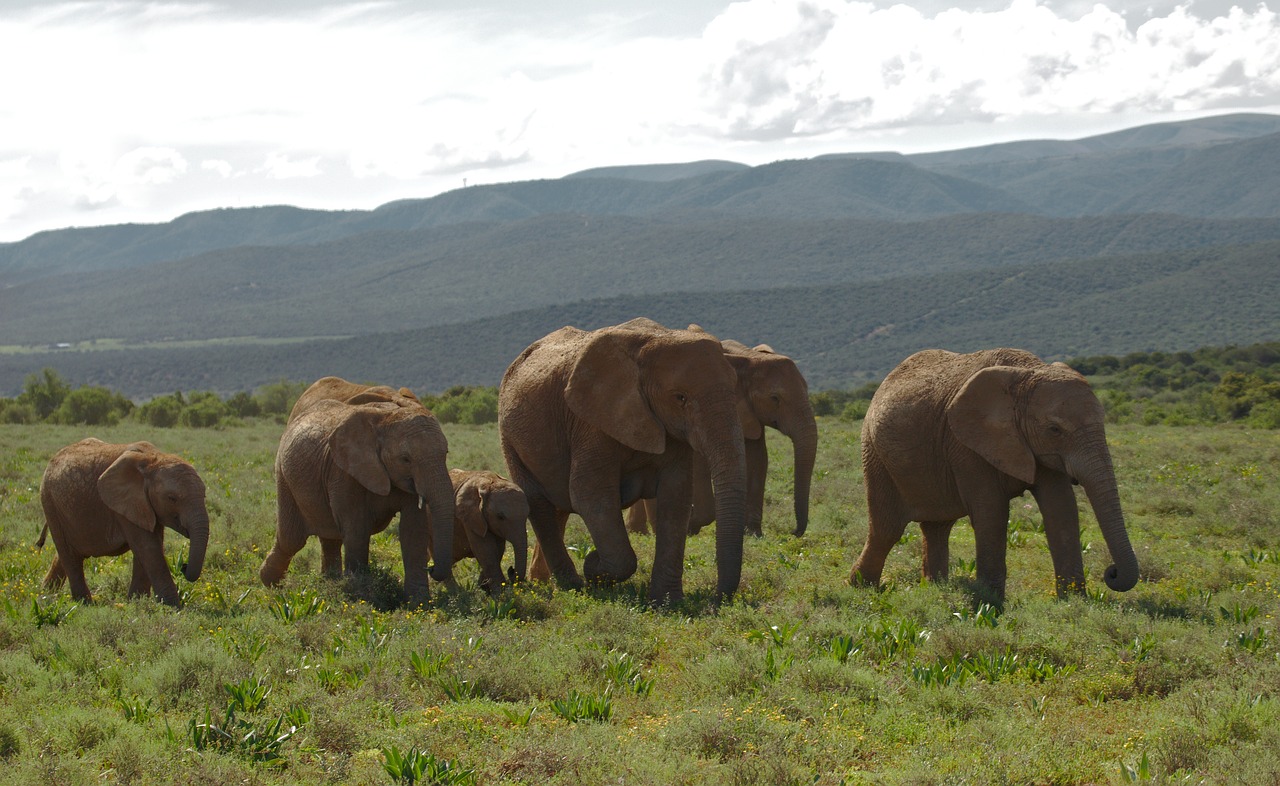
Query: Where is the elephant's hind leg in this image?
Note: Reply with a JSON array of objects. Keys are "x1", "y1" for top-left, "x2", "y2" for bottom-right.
[
  {"x1": 261, "y1": 485, "x2": 308, "y2": 586},
  {"x1": 43, "y1": 555, "x2": 68, "y2": 590},
  {"x1": 128, "y1": 556, "x2": 153, "y2": 598},
  {"x1": 529, "y1": 506, "x2": 582, "y2": 589},
  {"x1": 920, "y1": 520, "x2": 958, "y2": 582},
  {"x1": 320, "y1": 538, "x2": 343, "y2": 577},
  {"x1": 850, "y1": 462, "x2": 909, "y2": 587}
]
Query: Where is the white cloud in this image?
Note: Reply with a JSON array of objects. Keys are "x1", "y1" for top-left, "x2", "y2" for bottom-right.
[{"x1": 0, "y1": 0, "x2": 1277, "y2": 241}]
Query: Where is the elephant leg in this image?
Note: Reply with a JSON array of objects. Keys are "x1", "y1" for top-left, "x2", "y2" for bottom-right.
[
  {"x1": 850, "y1": 461, "x2": 909, "y2": 587},
  {"x1": 128, "y1": 555, "x2": 153, "y2": 598},
  {"x1": 261, "y1": 482, "x2": 309, "y2": 586},
  {"x1": 60, "y1": 555, "x2": 94, "y2": 603},
  {"x1": 1031, "y1": 472, "x2": 1086, "y2": 597},
  {"x1": 745, "y1": 437, "x2": 768, "y2": 538},
  {"x1": 342, "y1": 530, "x2": 372, "y2": 574},
  {"x1": 320, "y1": 538, "x2": 343, "y2": 577},
  {"x1": 967, "y1": 499, "x2": 1011, "y2": 605},
  {"x1": 649, "y1": 463, "x2": 693, "y2": 605},
  {"x1": 529, "y1": 502, "x2": 581, "y2": 588},
  {"x1": 397, "y1": 507, "x2": 431, "y2": 603},
  {"x1": 920, "y1": 520, "x2": 957, "y2": 582},
  {"x1": 570, "y1": 463, "x2": 637, "y2": 585},
  {"x1": 42, "y1": 555, "x2": 68, "y2": 590},
  {"x1": 625, "y1": 501, "x2": 652, "y2": 535},
  {"x1": 127, "y1": 530, "x2": 181, "y2": 607}
]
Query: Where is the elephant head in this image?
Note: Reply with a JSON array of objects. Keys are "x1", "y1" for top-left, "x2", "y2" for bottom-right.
[
  {"x1": 722, "y1": 340, "x2": 818, "y2": 537},
  {"x1": 451, "y1": 469, "x2": 529, "y2": 592},
  {"x1": 564, "y1": 319, "x2": 749, "y2": 600},
  {"x1": 97, "y1": 443, "x2": 209, "y2": 583},
  {"x1": 331, "y1": 403, "x2": 456, "y2": 582},
  {"x1": 948, "y1": 362, "x2": 1139, "y2": 592}
]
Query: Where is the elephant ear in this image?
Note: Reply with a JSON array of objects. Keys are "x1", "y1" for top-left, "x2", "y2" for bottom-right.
[
  {"x1": 724, "y1": 353, "x2": 764, "y2": 440},
  {"x1": 331, "y1": 409, "x2": 392, "y2": 496},
  {"x1": 565, "y1": 332, "x2": 665, "y2": 454},
  {"x1": 455, "y1": 477, "x2": 489, "y2": 539},
  {"x1": 97, "y1": 447, "x2": 158, "y2": 532},
  {"x1": 751, "y1": 343, "x2": 776, "y2": 354},
  {"x1": 948, "y1": 366, "x2": 1037, "y2": 485}
]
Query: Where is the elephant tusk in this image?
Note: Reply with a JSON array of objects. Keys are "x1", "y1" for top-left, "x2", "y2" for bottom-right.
[{"x1": 418, "y1": 495, "x2": 426, "y2": 511}]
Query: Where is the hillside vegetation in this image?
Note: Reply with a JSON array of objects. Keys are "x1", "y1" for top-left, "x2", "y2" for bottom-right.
[{"x1": 0, "y1": 113, "x2": 1277, "y2": 399}]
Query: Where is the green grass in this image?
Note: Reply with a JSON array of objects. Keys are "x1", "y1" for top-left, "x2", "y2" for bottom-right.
[{"x1": 0, "y1": 419, "x2": 1277, "y2": 784}]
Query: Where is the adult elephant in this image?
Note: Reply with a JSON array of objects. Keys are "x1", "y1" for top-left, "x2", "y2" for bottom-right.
[
  {"x1": 37, "y1": 439, "x2": 210, "y2": 608},
  {"x1": 499, "y1": 318, "x2": 748, "y2": 605},
  {"x1": 261, "y1": 387, "x2": 456, "y2": 603},
  {"x1": 627, "y1": 336, "x2": 817, "y2": 538},
  {"x1": 444, "y1": 469, "x2": 529, "y2": 594},
  {"x1": 850, "y1": 348, "x2": 1140, "y2": 603}
]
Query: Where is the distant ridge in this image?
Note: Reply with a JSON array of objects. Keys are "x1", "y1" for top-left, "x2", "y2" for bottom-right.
[{"x1": 1, "y1": 112, "x2": 1277, "y2": 397}]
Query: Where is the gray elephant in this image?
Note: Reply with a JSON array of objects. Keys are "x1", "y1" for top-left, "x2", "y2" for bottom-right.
[
  {"x1": 37, "y1": 439, "x2": 210, "y2": 608},
  {"x1": 499, "y1": 318, "x2": 749, "y2": 605},
  {"x1": 261, "y1": 379, "x2": 456, "y2": 603},
  {"x1": 851, "y1": 348, "x2": 1140, "y2": 602},
  {"x1": 627, "y1": 335, "x2": 818, "y2": 538},
  {"x1": 442, "y1": 469, "x2": 529, "y2": 593}
]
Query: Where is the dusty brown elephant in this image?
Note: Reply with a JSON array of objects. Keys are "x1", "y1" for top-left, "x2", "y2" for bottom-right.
[
  {"x1": 288, "y1": 375, "x2": 423, "y2": 422},
  {"x1": 37, "y1": 439, "x2": 210, "y2": 608},
  {"x1": 440, "y1": 469, "x2": 529, "y2": 593},
  {"x1": 499, "y1": 318, "x2": 749, "y2": 605},
  {"x1": 626, "y1": 336, "x2": 818, "y2": 538},
  {"x1": 261, "y1": 386, "x2": 456, "y2": 603},
  {"x1": 850, "y1": 348, "x2": 1140, "y2": 603}
]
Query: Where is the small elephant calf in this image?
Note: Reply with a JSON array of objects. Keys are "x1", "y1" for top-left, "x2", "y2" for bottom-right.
[
  {"x1": 441, "y1": 469, "x2": 529, "y2": 593},
  {"x1": 37, "y1": 439, "x2": 211, "y2": 608}
]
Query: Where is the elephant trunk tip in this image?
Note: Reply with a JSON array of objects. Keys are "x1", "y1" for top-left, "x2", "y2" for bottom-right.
[
  {"x1": 792, "y1": 519, "x2": 809, "y2": 537},
  {"x1": 1104, "y1": 563, "x2": 1138, "y2": 592}
]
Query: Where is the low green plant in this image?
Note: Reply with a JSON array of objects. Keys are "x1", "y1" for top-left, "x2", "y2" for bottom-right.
[
  {"x1": 436, "y1": 674, "x2": 481, "y2": 701},
  {"x1": 30, "y1": 596, "x2": 78, "y2": 628},
  {"x1": 827, "y1": 634, "x2": 859, "y2": 664},
  {"x1": 115, "y1": 692, "x2": 154, "y2": 724},
  {"x1": 225, "y1": 674, "x2": 271, "y2": 713},
  {"x1": 382, "y1": 744, "x2": 476, "y2": 785},
  {"x1": 409, "y1": 648, "x2": 453, "y2": 681},
  {"x1": 267, "y1": 589, "x2": 326, "y2": 622},
  {"x1": 601, "y1": 650, "x2": 654, "y2": 697},
  {"x1": 549, "y1": 690, "x2": 612, "y2": 723},
  {"x1": 501, "y1": 705, "x2": 536, "y2": 727},
  {"x1": 1120, "y1": 750, "x2": 1155, "y2": 782},
  {"x1": 178, "y1": 704, "x2": 302, "y2": 767}
]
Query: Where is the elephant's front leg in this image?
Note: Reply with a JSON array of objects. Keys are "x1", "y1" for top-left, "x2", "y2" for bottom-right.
[
  {"x1": 397, "y1": 506, "x2": 432, "y2": 603},
  {"x1": 1031, "y1": 471, "x2": 1086, "y2": 597},
  {"x1": 850, "y1": 460, "x2": 909, "y2": 587},
  {"x1": 128, "y1": 555, "x2": 153, "y2": 598},
  {"x1": 649, "y1": 462, "x2": 694, "y2": 605},
  {"x1": 127, "y1": 529, "x2": 181, "y2": 607},
  {"x1": 966, "y1": 496, "x2": 1011, "y2": 605},
  {"x1": 570, "y1": 462, "x2": 637, "y2": 585},
  {"x1": 320, "y1": 538, "x2": 343, "y2": 576},
  {"x1": 529, "y1": 501, "x2": 581, "y2": 588}
]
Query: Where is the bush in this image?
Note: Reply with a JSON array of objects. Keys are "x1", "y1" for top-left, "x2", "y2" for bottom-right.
[
  {"x1": 424, "y1": 386, "x2": 499, "y2": 425},
  {"x1": 53, "y1": 386, "x2": 133, "y2": 426},
  {"x1": 137, "y1": 395, "x2": 184, "y2": 428},
  {"x1": 181, "y1": 392, "x2": 231, "y2": 428}
]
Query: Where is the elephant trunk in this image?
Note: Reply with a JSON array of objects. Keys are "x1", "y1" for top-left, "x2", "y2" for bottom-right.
[
  {"x1": 691, "y1": 398, "x2": 748, "y2": 600},
  {"x1": 418, "y1": 463, "x2": 457, "y2": 584},
  {"x1": 181, "y1": 507, "x2": 210, "y2": 582},
  {"x1": 1076, "y1": 434, "x2": 1139, "y2": 592},
  {"x1": 785, "y1": 405, "x2": 819, "y2": 537},
  {"x1": 511, "y1": 526, "x2": 528, "y2": 583}
]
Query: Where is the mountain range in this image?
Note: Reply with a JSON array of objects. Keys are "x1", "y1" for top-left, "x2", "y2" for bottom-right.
[{"x1": 2, "y1": 112, "x2": 1278, "y2": 398}]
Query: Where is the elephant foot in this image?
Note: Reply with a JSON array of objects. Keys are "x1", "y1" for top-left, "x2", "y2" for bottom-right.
[
  {"x1": 647, "y1": 587, "x2": 684, "y2": 608},
  {"x1": 848, "y1": 563, "x2": 880, "y2": 587},
  {"x1": 259, "y1": 555, "x2": 290, "y2": 587},
  {"x1": 583, "y1": 549, "x2": 637, "y2": 585}
]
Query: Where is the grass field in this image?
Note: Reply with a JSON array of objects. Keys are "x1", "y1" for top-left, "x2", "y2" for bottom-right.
[{"x1": 0, "y1": 418, "x2": 1277, "y2": 785}]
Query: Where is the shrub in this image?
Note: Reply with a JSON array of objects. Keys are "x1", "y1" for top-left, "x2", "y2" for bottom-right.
[
  {"x1": 137, "y1": 394, "x2": 184, "y2": 427},
  {"x1": 54, "y1": 386, "x2": 133, "y2": 425}
]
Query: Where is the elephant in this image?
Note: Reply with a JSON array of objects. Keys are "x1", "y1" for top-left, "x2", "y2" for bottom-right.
[
  {"x1": 626, "y1": 335, "x2": 818, "y2": 538},
  {"x1": 441, "y1": 468, "x2": 529, "y2": 593},
  {"x1": 36, "y1": 439, "x2": 210, "y2": 608},
  {"x1": 850, "y1": 348, "x2": 1140, "y2": 603},
  {"x1": 260, "y1": 382, "x2": 456, "y2": 603},
  {"x1": 498, "y1": 318, "x2": 749, "y2": 605},
  {"x1": 288, "y1": 375, "x2": 422, "y2": 422}
]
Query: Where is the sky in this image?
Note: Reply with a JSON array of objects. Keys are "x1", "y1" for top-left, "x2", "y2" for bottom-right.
[{"x1": 2, "y1": 0, "x2": 1278, "y2": 243}]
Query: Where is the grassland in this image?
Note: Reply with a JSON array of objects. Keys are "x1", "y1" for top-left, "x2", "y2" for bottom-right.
[{"x1": 0, "y1": 418, "x2": 1277, "y2": 785}]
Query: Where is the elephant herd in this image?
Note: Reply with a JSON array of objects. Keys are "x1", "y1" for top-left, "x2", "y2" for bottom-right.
[{"x1": 34, "y1": 318, "x2": 1139, "y2": 610}]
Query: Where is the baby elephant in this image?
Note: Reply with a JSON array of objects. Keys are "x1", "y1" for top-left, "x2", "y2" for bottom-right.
[
  {"x1": 445, "y1": 469, "x2": 529, "y2": 593},
  {"x1": 38, "y1": 439, "x2": 210, "y2": 608}
]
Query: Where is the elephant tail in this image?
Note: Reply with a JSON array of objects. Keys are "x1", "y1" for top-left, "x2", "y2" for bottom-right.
[{"x1": 36, "y1": 524, "x2": 48, "y2": 549}]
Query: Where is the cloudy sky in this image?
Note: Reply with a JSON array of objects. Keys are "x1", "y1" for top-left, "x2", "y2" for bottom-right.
[{"x1": 2, "y1": 0, "x2": 1278, "y2": 242}]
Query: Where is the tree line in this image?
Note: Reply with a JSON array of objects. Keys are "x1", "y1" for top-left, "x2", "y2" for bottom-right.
[{"x1": 1, "y1": 342, "x2": 1275, "y2": 429}]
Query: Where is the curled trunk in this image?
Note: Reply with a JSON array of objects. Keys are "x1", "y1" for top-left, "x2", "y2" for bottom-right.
[{"x1": 1078, "y1": 438, "x2": 1139, "y2": 592}]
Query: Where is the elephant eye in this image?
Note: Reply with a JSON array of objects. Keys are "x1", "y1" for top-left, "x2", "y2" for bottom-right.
[
  {"x1": 674, "y1": 393, "x2": 687, "y2": 405},
  {"x1": 496, "y1": 513, "x2": 507, "y2": 521},
  {"x1": 1047, "y1": 423, "x2": 1065, "y2": 436}
]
